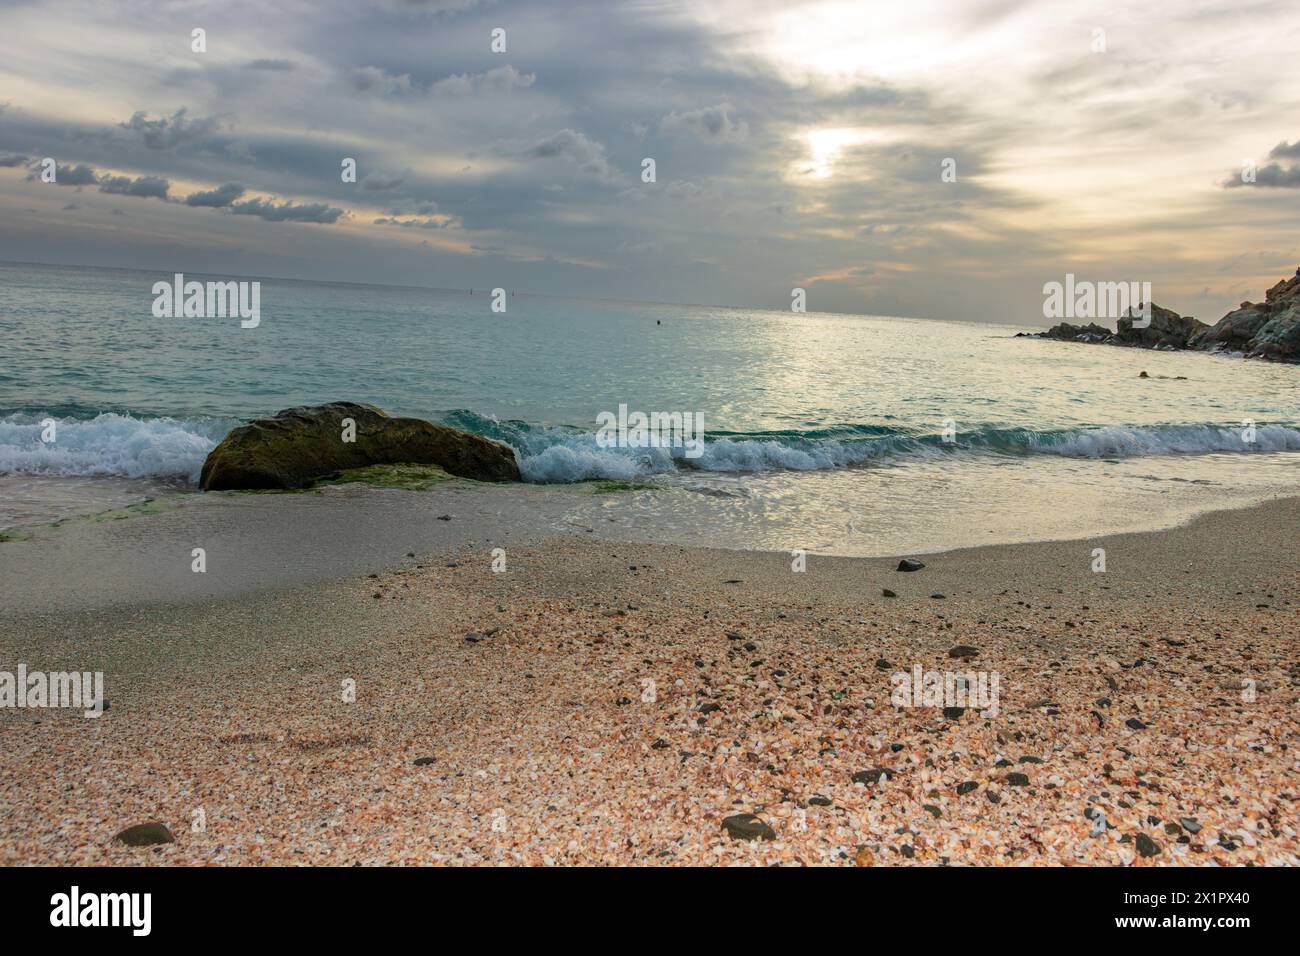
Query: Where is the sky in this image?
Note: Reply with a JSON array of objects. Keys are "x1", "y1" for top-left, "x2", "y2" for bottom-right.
[{"x1": 1, "y1": 0, "x2": 1299, "y2": 325}]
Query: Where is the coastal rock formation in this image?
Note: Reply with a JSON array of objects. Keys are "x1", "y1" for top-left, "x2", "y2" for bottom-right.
[
  {"x1": 1041, "y1": 321, "x2": 1112, "y2": 343},
  {"x1": 1115, "y1": 304, "x2": 1208, "y2": 349},
  {"x1": 200, "y1": 401, "x2": 521, "y2": 490},
  {"x1": 1190, "y1": 303, "x2": 1270, "y2": 350},
  {"x1": 1023, "y1": 267, "x2": 1300, "y2": 362},
  {"x1": 1199, "y1": 268, "x2": 1300, "y2": 360}
]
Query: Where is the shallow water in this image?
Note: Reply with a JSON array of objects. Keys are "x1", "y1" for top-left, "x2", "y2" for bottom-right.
[{"x1": 2, "y1": 260, "x2": 1297, "y2": 546}]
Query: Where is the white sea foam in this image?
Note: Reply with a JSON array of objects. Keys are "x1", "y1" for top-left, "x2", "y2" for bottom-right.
[
  {"x1": 517, "y1": 422, "x2": 1300, "y2": 481},
  {"x1": 1023, "y1": 423, "x2": 1300, "y2": 457},
  {"x1": 0, "y1": 413, "x2": 220, "y2": 480},
  {"x1": 1, "y1": 413, "x2": 1296, "y2": 483}
]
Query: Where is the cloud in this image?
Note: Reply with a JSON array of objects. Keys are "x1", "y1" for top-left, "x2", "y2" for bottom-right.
[
  {"x1": 374, "y1": 216, "x2": 455, "y2": 229},
  {"x1": 1221, "y1": 138, "x2": 1300, "y2": 187},
  {"x1": 659, "y1": 104, "x2": 747, "y2": 142},
  {"x1": 0, "y1": 154, "x2": 29, "y2": 167},
  {"x1": 118, "y1": 108, "x2": 225, "y2": 150},
  {"x1": 98, "y1": 174, "x2": 171, "y2": 199},
  {"x1": 230, "y1": 197, "x2": 345, "y2": 223},
  {"x1": 185, "y1": 182, "x2": 247, "y2": 207},
  {"x1": 386, "y1": 201, "x2": 441, "y2": 216},
  {"x1": 248, "y1": 59, "x2": 296, "y2": 72},
  {"x1": 360, "y1": 170, "x2": 408, "y2": 191},
  {"x1": 349, "y1": 66, "x2": 414, "y2": 95},
  {"x1": 524, "y1": 129, "x2": 616, "y2": 181},
  {"x1": 26, "y1": 162, "x2": 99, "y2": 186},
  {"x1": 430, "y1": 65, "x2": 536, "y2": 97},
  {"x1": 2, "y1": 0, "x2": 1297, "y2": 322},
  {"x1": 1243, "y1": 164, "x2": 1300, "y2": 188},
  {"x1": 665, "y1": 180, "x2": 707, "y2": 201}
]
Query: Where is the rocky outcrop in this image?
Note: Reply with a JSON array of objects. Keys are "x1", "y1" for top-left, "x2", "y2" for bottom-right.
[
  {"x1": 1196, "y1": 268, "x2": 1300, "y2": 361},
  {"x1": 1115, "y1": 304, "x2": 1208, "y2": 349},
  {"x1": 1023, "y1": 268, "x2": 1300, "y2": 362},
  {"x1": 200, "y1": 401, "x2": 521, "y2": 490},
  {"x1": 1040, "y1": 322, "x2": 1113, "y2": 343},
  {"x1": 1190, "y1": 303, "x2": 1270, "y2": 349}
]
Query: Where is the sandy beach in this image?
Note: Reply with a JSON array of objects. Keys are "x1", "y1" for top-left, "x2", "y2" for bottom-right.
[{"x1": 1, "y1": 486, "x2": 1295, "y2": 866}]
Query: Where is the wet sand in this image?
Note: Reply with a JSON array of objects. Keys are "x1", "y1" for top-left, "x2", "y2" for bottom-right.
[{"x1": 0, "y1": 491, "x2": 1296, "y2": 865}]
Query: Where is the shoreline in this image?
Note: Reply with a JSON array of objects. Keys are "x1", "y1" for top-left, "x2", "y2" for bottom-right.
[
  {"x1": 1, "y1": 472, "x2": 1297, "y2": 612},
  {"x1": 1, "y1": 495, "x2": 1295, "y2": 865}
]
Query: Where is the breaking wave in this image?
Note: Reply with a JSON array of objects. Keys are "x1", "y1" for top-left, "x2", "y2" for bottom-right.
[{"x1": 2, "y1": 409, "x2": 1297, "y2": 484}]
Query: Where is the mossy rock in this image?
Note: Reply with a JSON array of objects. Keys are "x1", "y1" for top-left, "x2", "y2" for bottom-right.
[
  {"x1": 200, "y1": 402, "x2": 520, "y2": 490},
  {"x1": 589, "y1": 479, "x2": 659, "y2": 493},
  {"x1": 313, "y1": 463, "x2": 456, "y2": 491}
]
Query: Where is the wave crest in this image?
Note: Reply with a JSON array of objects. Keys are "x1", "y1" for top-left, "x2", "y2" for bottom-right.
[
  {"x1": 1, "y1": 411, "x2": 1295, "y2": 483},
  {"x1": 0, "y1": 412, "x2": 225, "y2": 480}
]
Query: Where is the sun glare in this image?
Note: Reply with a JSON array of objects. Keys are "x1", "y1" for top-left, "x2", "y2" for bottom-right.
[{"x1": 800, "y1": 128, "x2": 875, "y2": 179}]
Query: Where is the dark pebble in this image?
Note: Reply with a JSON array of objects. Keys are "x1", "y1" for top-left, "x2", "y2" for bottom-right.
[
  {"x1": 852, "y1": 768, "x2": 892, "y2": 785},
  {"x1": 114, "y1": 822, "x2": 175, "y2": 847},
  {"x1": 721, "y1": 813, "x2": 775, "y2": 842},
  {"x1": 1135, "y1": 833, "x2": 1161, "y2": 857}
]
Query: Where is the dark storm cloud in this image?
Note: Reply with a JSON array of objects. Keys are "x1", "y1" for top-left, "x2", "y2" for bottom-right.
[
  {"x1": 98, "y1": 174, "x2": 171, "y2": 199},
  {"x1": 1245, "y1": 164, "x2": 1300, "y2": 188},
  {"x1": 26, "y1": 162, "x2": 100, "y2": 186},
  {"x1": 5, "y1": 0, "x2": 1293, "y2": 322},
  {"x1": 229, "y1": 197, "x2": 345, "y2": 223},
  {"x1": 119, "y1": 108, "x2": 226, "y2": 150},
  {"x1": 185, "y1": 182, "x2": 247, "y2": 207},
  {"x1": 0, "y1": 154, "x2": 29, "y2": 167},
  {"x1": 1224, "y1": 140, "x2": 1300, "y2": 188},
  {"x1": 374, "y1": 216, "x2": 454, "y2": 229}
]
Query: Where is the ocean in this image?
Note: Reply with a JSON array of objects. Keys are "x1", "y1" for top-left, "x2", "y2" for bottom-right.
[{"x1": 2, "y1": 260, "x2": 1297, "y2": 554}]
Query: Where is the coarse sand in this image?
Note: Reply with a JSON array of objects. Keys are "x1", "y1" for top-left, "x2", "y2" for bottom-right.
[{"x1": 0, "y1": 494, "x2": 1296, "y2": 865}]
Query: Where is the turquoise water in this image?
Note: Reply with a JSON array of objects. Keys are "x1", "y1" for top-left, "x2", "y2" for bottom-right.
[{"x1": 2, "y1": 260, "x2": 1298, "y2": 550}]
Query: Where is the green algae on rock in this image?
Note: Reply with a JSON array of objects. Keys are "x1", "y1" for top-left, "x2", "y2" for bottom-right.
[{"x1": 200, "y1": 402, "x2": 520, "y2": 490}]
